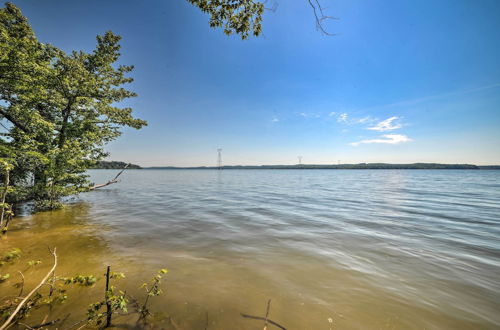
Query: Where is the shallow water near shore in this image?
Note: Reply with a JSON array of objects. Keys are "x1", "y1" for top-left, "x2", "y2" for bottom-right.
[{"x1": 1, "y1": 169, "x2": 500, "y2": 329}]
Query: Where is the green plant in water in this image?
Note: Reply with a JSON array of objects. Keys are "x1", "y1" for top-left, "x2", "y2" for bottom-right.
[
  {"x1": 0, "y1": 249, "x2": 170, "y2": 329},
  {"x1": 0, "y1": 274, "x2": 9, "y2": 283},
  {"x1": 138, "y1": 269, "x2": 168, "y2": 320},
  {"x1": 87, "y1": 289, "x2": 128, "y2": 327},
  {"x1": 86, "y1": 269, "x2": 128, "y2": 327},
  {"x1": 110, "y1": 272, "x2": 125, "y2": 280},
  {"x1": 27, "y1": 260, "x2": 41, "y2": 268},
  {"x1": 0, "y1": 248, "x2": 21, "y2": 266},
  {"x1": 61, "y1": 274, "x2": 98, "y2": 287}
]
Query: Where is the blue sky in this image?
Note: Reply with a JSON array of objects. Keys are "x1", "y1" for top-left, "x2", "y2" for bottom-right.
[{"x1": 11, "y1": 0, "x2": 500, "y2": 166}]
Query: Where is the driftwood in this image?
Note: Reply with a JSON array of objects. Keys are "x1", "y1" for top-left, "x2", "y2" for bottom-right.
[
  {"x1": 90, "y1": 164, "x2": 129, "y2": 190},
  {"x1": 0, "y1": 248, "x2": 57, "y2": 330}
]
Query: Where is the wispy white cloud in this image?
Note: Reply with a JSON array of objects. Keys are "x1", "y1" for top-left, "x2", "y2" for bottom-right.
[
  {"x1": 354, "y1": 116, "x2": 377, "y2": 124},
  {"x1": 271, "y1": 116, "x2": 279, "y2": 122},
  {"x1": 367, "y1": 116, "x2": 401, "y2": 131},
  {"x1": 299, "y1": 112, "x2": 321, "y2": 118},
  {"x1": 335, "y1": 113, "x2": 377, "y2": 125},
  {"x1": 350, "y1": 134, "x2": 412, "y2": 146},
  {"x1": 337, "y1": 113, "x2": 348, "y2": 123}
]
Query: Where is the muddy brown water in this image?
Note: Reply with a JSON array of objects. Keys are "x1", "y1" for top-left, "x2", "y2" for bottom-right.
[{"x1": 1, "y1": 169, "x2": 500, "y2": 329}]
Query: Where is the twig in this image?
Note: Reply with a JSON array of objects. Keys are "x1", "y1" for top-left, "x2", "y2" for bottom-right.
[
  {"x1": 0, "y1": 248, "x2": 57, "y2": 330},
  {"x1": 19, "y1": 318, "x2": 61, "y2": 329},
  {"x1": 264, "y1": 299, "x2": 271, "y2": 330},
  {"x1": 306, "y1": 0, "x2": 337, "y2": 36}
]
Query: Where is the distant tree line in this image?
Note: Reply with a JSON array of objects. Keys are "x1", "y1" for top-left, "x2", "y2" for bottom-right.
[
  {"x1": 92, "y1": 161, "x2": 141, "y2": 169},
  {"x1": 147, "y1": 163, "x2": 494, "y2": 170}
]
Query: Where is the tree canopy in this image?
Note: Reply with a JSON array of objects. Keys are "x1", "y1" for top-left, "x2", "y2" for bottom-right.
[
  {"x1": 187, "y1": 0, "x2": 335, "y2": 39},
  {"x1": 187, "y1": 0, "x2": 264, "y2": 39},
  {"x1": 0, "y1": 2, "x2": 146, "y2": 210}
]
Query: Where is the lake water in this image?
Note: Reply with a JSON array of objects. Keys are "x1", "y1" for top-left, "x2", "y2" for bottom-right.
[{"x1": 2, "y1": 169, "x2": 500, "y2": 329}]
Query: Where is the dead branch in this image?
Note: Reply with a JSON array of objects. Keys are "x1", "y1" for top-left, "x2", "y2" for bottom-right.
[
  {"x1": 90, "y1": 164, "x2": 129, "y2": 190},
  {"x1": 263, "y1": 1, "x2": 279, "y2": 12},
  {"x1": 0, "y1": 248, "x2": 57, "y2": 330},
  {"x1": 307, "y1": 0, "x2": 338, "y2": 36}
]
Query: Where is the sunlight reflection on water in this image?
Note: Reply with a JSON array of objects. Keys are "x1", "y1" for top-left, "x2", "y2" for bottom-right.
[{"x1": 2, "y1": 169, "x2": 500, "y2": 329}]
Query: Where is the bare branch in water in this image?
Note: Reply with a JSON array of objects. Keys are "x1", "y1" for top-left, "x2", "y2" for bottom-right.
[
  {"x1": 241, "y1": 313, "x2": 287, "y2": 330},
  {"x1": 241, "y1": 299, "x2": 286, "y2": 330},
  {"x1": 0, "y1": 248, "x2": 58, "y2": 330},
  {"x1": 90, "y1": 164, "x2": 129, "y2": 190},
  {"x1": 19, "y1": 317, "x2": 62, "y2": 329}
]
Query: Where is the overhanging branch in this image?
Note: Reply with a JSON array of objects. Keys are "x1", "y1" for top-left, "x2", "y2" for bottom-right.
[{"x1": 90, "y1": 164, "x2": 129, "y2": 190}]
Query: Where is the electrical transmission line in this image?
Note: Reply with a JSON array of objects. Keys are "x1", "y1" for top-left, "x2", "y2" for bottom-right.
[{"x1": 217, "y1": 148, "x2": 222, "y2": 170}]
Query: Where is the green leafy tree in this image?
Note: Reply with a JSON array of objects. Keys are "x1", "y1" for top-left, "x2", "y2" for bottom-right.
[
  {"x1": 186, "y1": 0, "x2": 265, "y2": 39},
  {"x1": 0, "y1": 2, "x2": 146, "y2": 210},
  {"x1": 187, "y1": 0, "x2": 335, "y2": 39}
]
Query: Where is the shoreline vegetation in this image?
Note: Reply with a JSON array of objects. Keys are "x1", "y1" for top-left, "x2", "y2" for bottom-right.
[
  {"x1": 1, "y1": 1, "x2": 498, "y2": 328},
  {"x1": 94, "y1": 161, "x2": 500, "y2": 170}
]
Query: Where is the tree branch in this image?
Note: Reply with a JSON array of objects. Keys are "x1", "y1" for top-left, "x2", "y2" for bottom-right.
[
  {"x1": 0, "y1": 248, "x2": 58, "y2": 330},
  {"x1": 90, "y1": 164, "x2": 129, "y2": 190},
  {"x1": 0, "y1": 108, "x2": 30, "y2": 133},
  {"x1": 307, "y1": 0, "x2": 337, "y2": 36}
]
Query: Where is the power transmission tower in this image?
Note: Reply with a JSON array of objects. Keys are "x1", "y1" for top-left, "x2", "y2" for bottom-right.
[
  {"x1": 217, "y1": 148, "x2": 222, "y2": 170},
  {"x1": 298, "y1": 156, "x2": 302, "y2": 166}
]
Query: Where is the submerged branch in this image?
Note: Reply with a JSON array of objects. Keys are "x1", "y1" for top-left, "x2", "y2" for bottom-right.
[
  {"x1": 240, "y1": 313, "x2": 287, "y2": 330},
  {"x1": 241, "y1": 300, "x2": 286, "y2": 330},
  {"x1": 0, "y1": 248, "x2": 58, "y2": 330},
  {"x1": 19, "y1": 318, "x2": 62, "y2": 330}
]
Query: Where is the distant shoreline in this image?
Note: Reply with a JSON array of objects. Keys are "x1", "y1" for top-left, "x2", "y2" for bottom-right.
[{"x1": 92, "y1": 161, "x2": 500, "y2": 170}]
